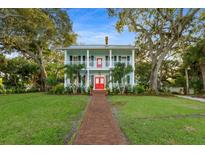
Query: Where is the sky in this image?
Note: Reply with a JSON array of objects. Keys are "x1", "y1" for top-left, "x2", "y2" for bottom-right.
[{"x1": 68, "y1": 8, "x2": 136, "y2": 45}]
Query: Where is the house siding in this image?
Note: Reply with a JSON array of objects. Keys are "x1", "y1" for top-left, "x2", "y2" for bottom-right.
[{"x1": 63, "y1": 46, "x2": 135, "y2": 90}]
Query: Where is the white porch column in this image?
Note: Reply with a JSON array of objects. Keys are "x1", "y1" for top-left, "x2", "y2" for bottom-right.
[
  {"x1": 86, "y1": 50, "x2": 90, "y2": 89},
  {"x1": 109, "y1": 49, "x2": 112, "y2": 68},
  {"x1": 109, "y1": 71, "x2": 112, "y2": 90},
  {"x1": 131, "y1": 49, "x2": 135, "y2": 86},
  {"x1": 87, "y1": 70, "x2": 90, "y2": 89},
  {"x1": 109, "y1": 49, "x2": 113, "y2": 90},
  {"x1": 87, "y1": 50, "x2": 89, "y2": 69}
]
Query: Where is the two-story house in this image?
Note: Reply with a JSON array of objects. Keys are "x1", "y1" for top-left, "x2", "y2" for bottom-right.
[{"x1": 62, "y1": 37, "x2": 136, "y2": 91}]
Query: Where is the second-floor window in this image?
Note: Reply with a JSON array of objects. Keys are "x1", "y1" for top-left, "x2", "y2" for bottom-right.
[
  {"x1": 73, "y1": 56, "x2": 78, "y2": 64},
  {"x1": 97, "y1": 58, "x2": 102, "y2": 68},
  {"x1": 121, "y1": 56, "x2": 127, "y2": 64},
  {"x1": 127, "y1": 56, "x2": 130, "y2": 65},
  {"x1": 89, "y1": 56, "x2": 94, "y2": 67},
  {"x1": 83, "y1": 56, "x2": 86, "y2": 64},
  {"x1": 105, "y1": 56, "x2": 109, "y2": 67}
]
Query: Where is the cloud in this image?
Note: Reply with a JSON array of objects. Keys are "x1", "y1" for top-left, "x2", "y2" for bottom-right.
[{"x1": 68, "y1": 8, "x2": 135, "y2": 45}]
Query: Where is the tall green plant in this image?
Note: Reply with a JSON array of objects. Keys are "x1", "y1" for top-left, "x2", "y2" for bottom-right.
[
  {"x1": 64, "y1": 64, "x2": 85, "y2": 94},
  {"x1": 111, "y1": 62, "x2": 133, "y2": 94}
]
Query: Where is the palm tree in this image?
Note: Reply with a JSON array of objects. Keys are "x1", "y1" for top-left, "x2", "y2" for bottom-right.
[
  {"x1": 64, "y1": 64, "x2": 85, "y2": 94},
  {"x1": 111, "y1": 62, "x2": 133, "y2": 94}
]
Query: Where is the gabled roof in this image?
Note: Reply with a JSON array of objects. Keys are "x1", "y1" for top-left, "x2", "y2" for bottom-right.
[{"x1": 60, "y1": 45, "x2": 136, "y2": 50}]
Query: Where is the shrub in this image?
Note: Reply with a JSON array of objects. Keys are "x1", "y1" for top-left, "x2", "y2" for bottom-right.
[
  {"x1": 77, "y1": 86, "x2": 81, "y2": 94},
  {"x1": 49, "y1": 83, "x2": 65, "y2": 94},
  {"x1": 6, "y1": 89, "x2": 13, "y2": 94},
  {"x1": 27, "y1": 87, "x2": 39, "y2": 93},
  {"x1": 86, "y1": 85, "x2": 93, "y2": 95},
  {"x1": 47, "y1": 76, "x2": 58, "y2": 87},
  {"x1": 113, "y1": 86, "x2": 120, "y2": 94},
  {"x1": 134, "y1": 85, "x2": 145, "y2": 94},
  {"x1": 65, "y1": 86, "x2": 73, "y2": 94},
  {"x1": 0, "y1": 89, "x2": 6, "y2": 94},
  {"x1": 55, "y1": 84, "x2": 65, "y2": 94},
  {"x1": 124, "y1": 85, "x2": 132, "y2": 94},
  {"x1": 106, "y1": 87, "x2": 112, "y2": 95},
  {"x1": 80, "y1": 86, "x2": 86, "y2": 94}
]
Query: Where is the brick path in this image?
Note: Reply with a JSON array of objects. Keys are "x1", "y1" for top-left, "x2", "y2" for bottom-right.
[{"x1": 74, "y1": 90, "x2": 127, "y2": 145}]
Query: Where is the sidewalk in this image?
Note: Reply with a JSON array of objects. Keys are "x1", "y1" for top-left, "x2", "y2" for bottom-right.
[
  {"x1": 74, "y1": 90, "x2": 127, "y2": 145},
  {"x1": 176, "y1": 95, "x2": 205, "y2": 103}
]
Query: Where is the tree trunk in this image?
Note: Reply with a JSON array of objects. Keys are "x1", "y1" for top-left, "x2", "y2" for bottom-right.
[
  {"x1": 149, "y1": 62, "x2": 159, "y2": 94},
  {"x1": 36, "y1": 51, "x2": 47, "y2": 92},
  {"x1": 200, "y1": 64, "x2": 205, "y2": 92},
  {"x1": 149, "y1": 55, "x2": 164, "y2": 94}
]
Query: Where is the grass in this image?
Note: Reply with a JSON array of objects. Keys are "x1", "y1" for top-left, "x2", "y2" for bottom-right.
[
  {"x1": 110, "y1": 96, "x2": 205, "y2": 144},
  {"x1": 0, "y1": 93, "x2": 88, "y2": 144}
]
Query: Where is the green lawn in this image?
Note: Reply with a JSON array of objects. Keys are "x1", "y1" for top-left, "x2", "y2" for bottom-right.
[
  {"x1": 110, "y1": 96, "x2": 205, "y2": 144},
  {"x1": 0, "y1": 93, "x2": 88, "y2": 144}
]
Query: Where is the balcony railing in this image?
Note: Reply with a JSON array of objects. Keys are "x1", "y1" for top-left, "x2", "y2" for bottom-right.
[
  {"x1": 66, "y1": 61, "x2": 132, "y2": 68},
  {"x1": 68, "y1": 61, "x2": 86, "y2": 65}
]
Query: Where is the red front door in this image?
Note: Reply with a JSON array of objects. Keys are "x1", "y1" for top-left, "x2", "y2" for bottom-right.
[
  {"x1": 96, "y1": 58, "x2": 102, "y2": 68},
  {"x1": 95, "y1": 76, "x2": 105, "y2": 90}
]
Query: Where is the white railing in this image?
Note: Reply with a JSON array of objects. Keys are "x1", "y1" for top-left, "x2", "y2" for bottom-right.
[{"x1": 66, "y1": 61, "x2": 132, "y2": 68}]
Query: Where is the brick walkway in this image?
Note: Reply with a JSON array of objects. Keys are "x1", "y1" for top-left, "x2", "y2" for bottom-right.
[{"x1": 74, "y1": 90, "x2": 127, "y2": 145}]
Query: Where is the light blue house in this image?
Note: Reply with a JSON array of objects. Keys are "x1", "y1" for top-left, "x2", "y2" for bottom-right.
[{"x1": 62, "y1": 37, "x2": 136, "y2": 90}]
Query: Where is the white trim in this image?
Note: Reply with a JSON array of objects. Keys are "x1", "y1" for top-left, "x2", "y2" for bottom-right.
[
  {"x1": 132, "y1": 49, "x2": 135, "y2": 70},
  {"x1": 86, "y1": 50, "x2": 89, "y2": 69},
  {"x1": 60, "y1": 45, "x2": 136, "y2": 50},
  {"x1": 86, "y1": 50, "x2": 90, "y2": 89},
  {"x1": 109, "y1": 70, "x2": 112, "y2": 90},
  {"x1": 132, "y1": 49, "x2": 135, "y2": 86},
  {"x1": 86, "y1": 70, "x2": 90, "y2": 89},
  {"x1": 109, "y1": 49, "x2": 112, "y2": 68}
]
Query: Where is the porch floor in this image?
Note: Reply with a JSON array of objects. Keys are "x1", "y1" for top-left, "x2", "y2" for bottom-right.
[{"x1": 74, "y1": 90, "x2": 127, "y2": 145}]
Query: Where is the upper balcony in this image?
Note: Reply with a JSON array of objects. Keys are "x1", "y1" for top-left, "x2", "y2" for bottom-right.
[{"x1": 66, "y1": 60, "x2": 132, "y2": 70}]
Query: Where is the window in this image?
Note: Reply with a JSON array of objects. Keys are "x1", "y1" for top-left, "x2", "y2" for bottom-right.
[
  {"x1": 96, "y1": 78, "x2": 99, "y2": 84},
  {"x1": 91, "y1": 75, "x2": 94, "y2": 86},
  {"x1": 70, "y1": 56, "x2": 72, "y2": 64},
  {"x1": 127, "y1": 56, "x2": 130, "y2": 65},
  {"x1": 119, "y1": 56, "x2": 121, "y2": 62},
  {"x1": 106, "y1": 75, "x2": 109, "y2": 86},
  {"x1": 121, "y1": 56, "x2": 127, "y2": 64},
  {"x1": 89, "y1": 56, "x2": 94, "y2": 66},
  {"x1": 73, "y1": 56, "x2": 78, "y2": 61},
  {"x1": 105, "y1": 56, "x2": 109, "y2": 67},
  {"x1": 97, "y1": 58, "x2": 102, "y2": 68},
  {"x1": 78, "y1": 56, "x2": 81, "y2": 62},
  {"x1": 100, "y1": 77, "x2": 104, "y2": 84},
  {"x1": 127, "y1": 75, "x2": 130, "y2": 84},
  {"x1": 83, "y1": 56, "x2": 86, "y2": 64},
  {"x1": 114, "y1": 56, "x2": 117, "y2": 62},
  {"x1": 73, "y1": 56, "x2": 78, "y2": 64}
]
